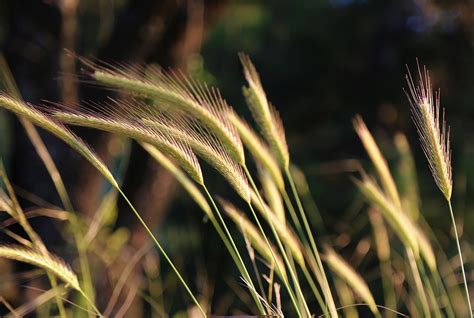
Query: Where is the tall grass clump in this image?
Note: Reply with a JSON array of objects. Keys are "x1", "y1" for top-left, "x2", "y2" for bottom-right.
[
  {"x1": 53, "y1": 58, "x2": 330, "y2": 316},
  {"x1": 1, "y1": 52, "x2": 472, "y2": 317}
]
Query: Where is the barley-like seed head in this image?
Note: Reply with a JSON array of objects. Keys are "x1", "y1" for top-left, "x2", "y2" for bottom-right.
[
  {"x1": 80, "y1": 58, "x2": 245, "y2": 165},
  {"x1": 0, "y1": 94, "x2": 118, "y2": 188},
  {"x1": 239, "y1": 53, "x2": 289, "y2": 169},
  {"x1": 0, "y1": 245, "x2": 80, "y2": 290},
  {"x1": 229, "y1": 112, "x2": 285, "y2": 190},
  {"x1": 405, "y1": 63, "x2": 452, "y2": 201}
]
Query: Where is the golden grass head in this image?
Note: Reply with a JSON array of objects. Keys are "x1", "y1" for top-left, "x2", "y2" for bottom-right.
[
  {"x1": 258, "y1": 167, "x2": 285, "y2": 223},
  {"x1": 0, "y1": 93, "x2": 118, "y2": 189},
  {"x1": 368, "y1": 208, "x2": 391, "y2": 262},
  {"x1": 394, "y1": 133, "x2": 421, "y2": 220},
  {"x1": 239, "y1": 53, "x2": 289, "y2": 169},
  {"x1": 229, "y1": 111, "x2": 285, "y2": 190},
  {"x1": 0, "y1": 245, "x2": 80, "y2": 291},
  {"x1": 147, "y1": 112, "x2": 251, "y2": 202},
  {"x1": 80, "y1": 57, "x2": 245, "y2": 165},
  {"x1": 405, "y1": 62, "x2": 452, "y2": 201},
  {"x1": 53, "y1": 104, "x2": 204, "y2": 185}
]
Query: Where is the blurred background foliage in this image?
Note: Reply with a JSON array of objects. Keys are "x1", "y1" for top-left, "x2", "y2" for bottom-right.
[{"x1": 0, "y1": 0, "x2": 473, "y2": 316}]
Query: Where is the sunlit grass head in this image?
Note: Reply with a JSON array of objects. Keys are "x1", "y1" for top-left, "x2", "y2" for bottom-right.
[
  {"x1": 405, "y1": 62, "x2": 452, "y2": 201},
  {"x1": 78, "y1": 57, "x2": 245, "y2": 165},
  {"x1": 239, "y1": 53, "x2": 289, "y2": 169}
]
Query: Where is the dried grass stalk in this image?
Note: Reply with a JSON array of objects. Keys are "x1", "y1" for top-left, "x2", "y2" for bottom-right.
[
  {"x1": 413, "y1": 225, "x2": 437, "y2": 271},
  {"x1": 368, "y1": 209, "x2": 391, "y2": 262},
  {"x1": 394, "y1": 133, "x2": 421, "y2": 220},
  {"x1": 249, "y1": 191, "x2": 304, "y2": 267},
  {"x1": 259, "y1": 168, "x2": 285, "y2": 223}
]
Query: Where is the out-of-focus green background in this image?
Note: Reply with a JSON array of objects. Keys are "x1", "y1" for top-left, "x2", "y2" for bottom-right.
[{"x1": 0, "y1": 0, "x2": 473, "y2": 315}]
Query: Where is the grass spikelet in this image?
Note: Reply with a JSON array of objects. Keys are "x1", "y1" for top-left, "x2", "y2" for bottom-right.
[
  {"x1": 353, "y1": 115, "x2": 401, "y2": 208},
  {"x1": 141, "y1": 142, "x2": 212, "y2": 217},
  {"x1": 0, "y1": 245, "x2": 80, "y2": 291},
  {"x1": 229, "y1": 112, "x2": 285, "y2": 190},
  {"x1": 81, "y1": 58, "x2": 245, "y2": 165},
  {"x1": 54, "y1": 103, "x2": 250, "y2": 202},
  {"x1": 219, "y1": 199, "x2": 287, "y2": 280},
  {"x1": 150, "y1": 117, "x2": 251, "y2": 202},
  {"x1": 53, "y1": 109, "x2": 204, "y2": 185},
  {"x1": 405, "y1": 64, "x2": 452, "y2": 201},
  {"x1": 137, "y1": 109, "x2": 251, "y2": 202},
  {"x1": 354, "y1": 175, "x2": 419, "y2": 256},
  {"x1": 0, "y1": 93, "x2": 117, "y2": 188},
  {"x1": 239, "y1": 53, "x2": 289, "y2": 169},
  {"x1": 323, "y1": 246, "x2": 380, "y2": 316}
]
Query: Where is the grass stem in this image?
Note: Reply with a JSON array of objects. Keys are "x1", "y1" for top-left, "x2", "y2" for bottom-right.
[
  {"x1": 78, "y1": 288, "x2": 103, "y2": 317},
  {"x1": 448, "y1": 200, "x2": 472, "y2": 317},
  {"x1": 244, "y1": 166, "x2": 308, "y2": 317},
  {"x1": 285, "y1": 168, "x2": 337, "y2": 316},
  {"x1": 117, "y1": 188, "x2": 206, "y2": 317},
  {"x1": 202, "y1": 185, "x2": 266, "y2": 314}
]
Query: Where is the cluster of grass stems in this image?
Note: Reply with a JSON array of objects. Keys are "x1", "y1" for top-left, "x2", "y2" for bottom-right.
[{"x1": 0, "y1": 54, "x2": 471, "y2": 317}]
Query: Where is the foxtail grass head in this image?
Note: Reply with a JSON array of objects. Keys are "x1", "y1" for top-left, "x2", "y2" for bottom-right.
[
  {"x1": 239, "y1": 53, "x2": 289, "y2": 169},
  {"x1": 405, "y1": 62, "x2": 452, "y2": 201},
  {"x1": 0, "y1": 94, "x2": 118, "y2": 189},
  {"x1": 229, "y1": 112, "x2": 285, "y2": 190},
  {"x1": 79, "y1": 57, "x2": 245, "y2": 165},
  {"x1": 54, "y1": 101, "x2": 251, "y2": 202},
  {"x1": 53, "y1": 104, "x2": 204, "y2": 186},
  {"x1": 0, "y1": 245, "x2": 80, "y2": 291}
]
